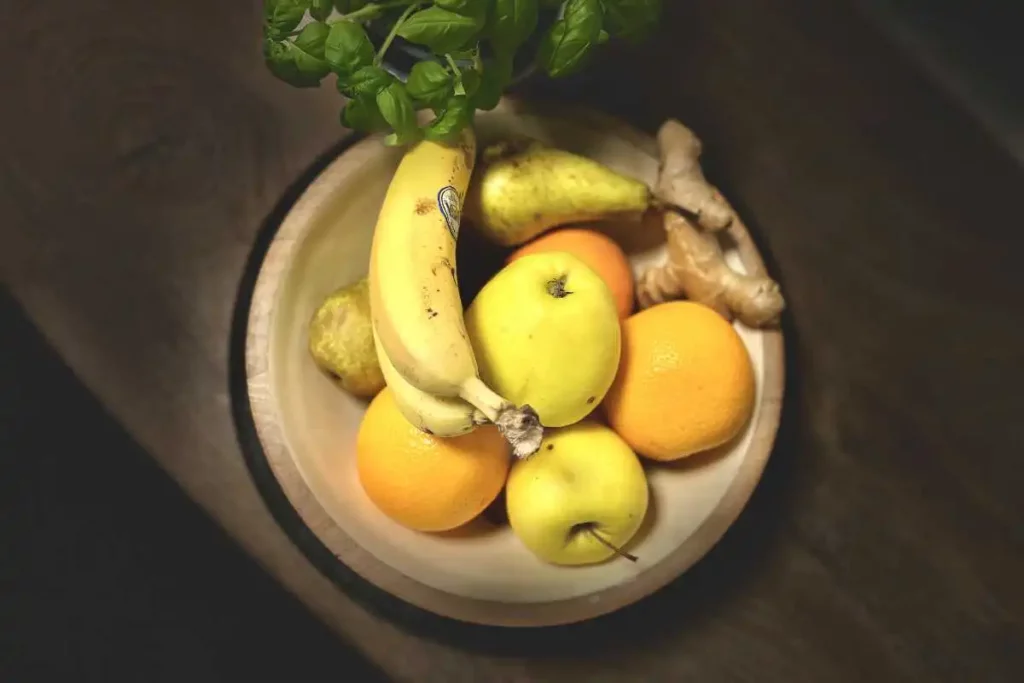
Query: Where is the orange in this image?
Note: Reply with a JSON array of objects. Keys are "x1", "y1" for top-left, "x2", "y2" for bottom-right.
[
  {"x1": 508, "y1": 228, "x2": 635, "y2": 319},
  {"x1": 603, "y1": 301, "x2": 756, "y2": 461},
  {"x1": 355, "y1": 388, "x2": 510, "y2": 532}
]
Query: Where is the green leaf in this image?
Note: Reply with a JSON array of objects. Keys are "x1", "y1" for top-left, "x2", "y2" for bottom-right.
[
  {"x1": 489, "y1": 0, "x2": 539, "y2": 54},
  {"x1": 333, "y1": 0, "x2": 369, "y2": 11},
  {"x1": 376, "y1": 82, "x2": 420, "y2": 145},
  {"x1": 435, "y1": 0, "x2": 482, "y2": 12},
  {"x1": 601, "y1": 0, "x2": 661, "y2": 41},
  {"x1": 341, "y1": 96, "x2": 387, "y2": 132},
  {"x1": 539, "y1": 0, "x2": 603, "y2": 78},
  {"x1": 458, "y1": 68, "x2": 481, "y2": 97},
  {"x1": 424, "y1": 95, "x2": 473, "y2": 141},
  {"x1": 310, "y1": 0, "x2": 333, "y2": 21},
  {"x1": 473, "y1": 52, "x2": 513, "y2": 110},
  {"x1": 339, "y1": 64, "x2": 393, "y2": 98},
  {"x1": 446, "y1": 47, "x2": 480, "y2": 61},
  {"x1": 293, "y1": 21, "x2": 330, "y2": 60},
  {"x1": 397, "y1": 7, "x2": 482, "y2": 54},
  {"x1": 264, "y1": 0, "x2": 310, "y2": 40},
  {"x1": 264, "y1": 39, "x2": 330, "y2": 88},
  {"x1": 406, "y1": 61, "x2": 454, "y2": 109},
  {"x1": 436, "y1": 0, "x2": 489, "y2": 26},
  {"x1": 325, "y1": 20, "x2": 375, "y2": 76}
]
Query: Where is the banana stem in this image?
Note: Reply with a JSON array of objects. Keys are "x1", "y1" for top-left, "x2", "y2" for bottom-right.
[
  {"x1": 459, "y1": 377, "x2": 543, "y2": 458},
  {"x1": 458, "y1": 377, "x2": 505, "y2": 422}
]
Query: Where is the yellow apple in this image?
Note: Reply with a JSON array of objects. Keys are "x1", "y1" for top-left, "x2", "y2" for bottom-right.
[
  {"x1": 505, "y1": 422, "x2": 649, "y2": 566},
  {"x1": 464, "y1": 251, "x2": 621, "y2": 428}
]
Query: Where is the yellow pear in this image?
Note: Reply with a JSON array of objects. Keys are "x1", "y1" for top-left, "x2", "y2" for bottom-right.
[
  {"x1": 307, "y1": 278, "x2": 385, "y2": 398},
  {"x1": 465, "y1": 139, "x2": 652, "y2": 246},
  {"x1": 464, "y1": 252, "x2": 621, "y2": 428}
]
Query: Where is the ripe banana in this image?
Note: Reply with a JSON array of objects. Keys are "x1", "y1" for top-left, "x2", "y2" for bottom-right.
[
  {"x1": 368, "y1": 127, "x2": 542, "y2": 458},
  {"x1": 372, "y1": 323, "x2": 485, "y2": 438}
]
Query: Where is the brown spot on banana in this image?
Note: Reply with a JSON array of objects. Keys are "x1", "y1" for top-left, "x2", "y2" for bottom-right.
[{"x1": 415, "y1": 198, "x2": 434, "y2": 215}]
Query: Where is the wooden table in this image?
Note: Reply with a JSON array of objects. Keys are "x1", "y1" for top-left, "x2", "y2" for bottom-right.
[{"x1": 4, "y1": 1, "x2": 1022, "y2": 680}]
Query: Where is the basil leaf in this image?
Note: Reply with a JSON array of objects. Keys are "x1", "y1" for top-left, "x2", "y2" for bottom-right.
[
  {"x1": 435, "y1": 0, "x2": 479, "y2": 12},
  {"x1": 325, "y1": 20, "x2": 375, "y2": 76},
  {"x1": 339, "y1": 64, "x2": 393, "y2": 98},
  {"x1": 333, "y1": 0, "x2": 369, "y2": 11},
  {"x1": 397, "y1": 8, "x2": 482, "y2": 54},
  {"x1": 436, "y1": 0, "x2": 489, "y2": 26},
  {"x1": 602, "y1": 0, "x2": 661, "y2": 41},
  {"x1": 424, "y1": 95, "x2": 473, "y2": 141},
  {"x1": 539, "y1": 0, "x2": 603, "y2": 77},
  {"x1": 406, "y1": 61, "x2": 454, "y2": 109},
  {"x1": 458, "y1": 68, "x2": 481, "y2": 98},
  {"x1": 376, "y1": 82, "x2": 420, "y2": 145},
  {"x1": 341, "y1": 96, "x2": 387, "y2": 132},
  {"x1": 293, "y1": 21, "x2": 330, "y2": 60},
  {"x1": 310, "y1": 0, "x2": 333, "y2": 21},
  {"x1": 264, "y1": 0, "x2": 310, "y2": 40},
  {"x1": 489, "y1": 0, "x2": 539, "y2": 54},
  {"x1": 264, "y1": 39, "x2": 330, "y2": 88},
  {"x1": 473, "y1": 52, "x2": 513, "y2": 110}
]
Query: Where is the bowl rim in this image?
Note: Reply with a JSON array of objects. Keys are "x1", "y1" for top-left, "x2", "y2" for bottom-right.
[{"x1": 233, "y1": 98, "x2": 786, "y2": 630}]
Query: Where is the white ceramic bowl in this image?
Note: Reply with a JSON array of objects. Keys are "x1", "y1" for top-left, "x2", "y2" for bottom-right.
[{"x1": 242, "y1": 98, "x2": 785, "y2": 627}]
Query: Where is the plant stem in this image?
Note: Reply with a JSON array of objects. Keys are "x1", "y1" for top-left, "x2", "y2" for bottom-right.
[
  {"x1": 445, "y1": 54, "x2": 468, "y2": 96},
  {"x1": 374, "y1": 3, "x2": 421, "y2": 65},
  {"x1": 444, "y1": 54, "x2": 463, "y2": 78}
]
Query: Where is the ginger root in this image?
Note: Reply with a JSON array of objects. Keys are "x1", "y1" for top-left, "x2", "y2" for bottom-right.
[
  {"x1": 655, "y1": 120, "x2": 733, "y2": 231},
  {"x1": 638, "y1": 212, "x2": 785, "y2": 327},
  {"x1": 639, "y1": 120, "x2": 786, "y2": 328}
]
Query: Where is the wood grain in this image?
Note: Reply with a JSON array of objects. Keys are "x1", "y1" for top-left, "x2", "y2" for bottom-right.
[{"x1": 2, "y1": 0, "x2": 1022, "y2": 680}]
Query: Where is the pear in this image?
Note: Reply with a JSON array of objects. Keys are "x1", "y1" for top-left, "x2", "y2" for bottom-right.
[
  {"x1": 308, "y1": 278, "x2": 385, "y2": 398},
  {"x1": 465, "y1": 139, "x2": 653, "y2": 247}
]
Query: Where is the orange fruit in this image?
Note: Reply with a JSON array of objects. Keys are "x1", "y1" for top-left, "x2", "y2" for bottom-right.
[
  {"x1": 508, "y1": 228, "x2": 635, "y2": 319},
  {"x1": 355, "y1": 388, "x2": 511, "y2": 532},
  {"x1": 603, "y1": 301, "x2": 756, "y2": 461}
]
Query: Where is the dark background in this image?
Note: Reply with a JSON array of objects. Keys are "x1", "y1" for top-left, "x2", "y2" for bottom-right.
[
  {"x1": 1, "y1": 289, "x2": 389, "y2": 680},
  {"x1": 2, "y1": 2, "x2": 1021, "y2": 681}
]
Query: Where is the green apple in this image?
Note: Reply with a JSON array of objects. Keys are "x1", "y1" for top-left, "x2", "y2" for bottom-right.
[
  {"x1": 464, "y1": 251, "x2": 621, "y2": 428},
  {"x1": 506, "y1": 421, "x2": 649, "y2": 566}
]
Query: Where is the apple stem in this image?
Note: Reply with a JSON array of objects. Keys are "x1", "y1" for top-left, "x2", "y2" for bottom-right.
[
  {"x1": 584, "y1": 527, "x2": 639, "y2": 563},
  {"x1": 547, "y1": 275, "x2": 572, "y2": 299}
]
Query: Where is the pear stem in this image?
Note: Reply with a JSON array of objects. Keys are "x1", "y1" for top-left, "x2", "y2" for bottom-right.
[{"x1": 580, "y1": 525, "x2": 639, "y2": 563}]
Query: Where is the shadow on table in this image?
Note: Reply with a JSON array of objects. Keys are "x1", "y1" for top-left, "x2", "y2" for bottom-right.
[{"x1": 0, "y1": 290, "x2": 390, "y2": 683}]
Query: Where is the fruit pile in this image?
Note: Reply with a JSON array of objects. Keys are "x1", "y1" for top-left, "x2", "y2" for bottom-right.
[{"x1": 307, "y1": 118, "x2": 785, "y2": 567}]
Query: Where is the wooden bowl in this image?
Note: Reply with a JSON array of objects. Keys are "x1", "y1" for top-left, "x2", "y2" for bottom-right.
[{"x1": 242, "y1": 99, "x2": 785, "y2": 628}]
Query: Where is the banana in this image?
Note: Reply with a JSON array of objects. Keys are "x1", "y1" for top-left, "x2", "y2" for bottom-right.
[
  {"x1": 368, "y1": 127, "x2": 543, "y2": 458},
  {"x1": 372, "y1": 323, "x2": 485, "y2": 438}
]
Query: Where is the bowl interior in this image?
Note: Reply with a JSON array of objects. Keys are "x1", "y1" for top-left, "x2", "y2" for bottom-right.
[{"x1": 248, "y1": 102, "x2": 782, "y2": 625}]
